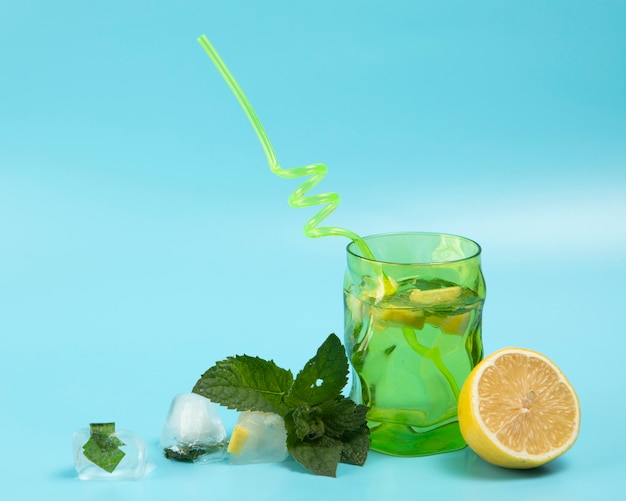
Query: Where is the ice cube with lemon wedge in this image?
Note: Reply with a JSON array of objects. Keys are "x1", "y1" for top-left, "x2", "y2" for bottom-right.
[{"x1": 227, "y1": 411, "x2": 289, "y2": 464}]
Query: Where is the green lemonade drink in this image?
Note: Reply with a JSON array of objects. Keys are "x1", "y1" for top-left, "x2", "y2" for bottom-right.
[{"x1": 344, "y1": 233, "x2": 486, "y2": 456}]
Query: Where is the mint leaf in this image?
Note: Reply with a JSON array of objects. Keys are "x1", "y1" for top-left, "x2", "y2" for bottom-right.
[
  {"x1": 192, "y1": 355, "x2": 293, "y2": 416},
  {"x1": 339, "y1": 424, "x2": 370, "y2": 466},
  {"x1": 288, "y1": 399, "x2": 370, "y2": 470},
  {"x1": 292, "y1": 405, "x2": 325, "y2": 441},
  {"x1": 163, "y1": 443, "x2": 224, "y2": 462},
  {"x1": 286, "y1": 424, "x2": 344, "y2": 478},
  {"x1": 318, "y1": 397, "x2": 369, "y2": 438},
  {"x1": 285, "y1": 334, "x2": 348, "y2": 408},
  {"x1": 83, "y1": 423, "x2": 126, "y2": 473}
]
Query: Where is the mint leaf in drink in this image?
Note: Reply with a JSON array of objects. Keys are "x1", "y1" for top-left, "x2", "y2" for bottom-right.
[
  {"x1": 193, "y1": 355, "x2": 293, "y2": 416},
  {"x1": 82, "y1": 423, "x2": 126, "y2": 473},
  {"x1": 192, "y1": 334, "x2": 369, "y2": 477},
  {"x1": 285, "y1": 333, "x2": 349, "y2": 408}
]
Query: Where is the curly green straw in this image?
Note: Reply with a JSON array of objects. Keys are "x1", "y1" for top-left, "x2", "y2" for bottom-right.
[
  {"x1": 197, "y1": 35, "x2": 462, "y2": 411},
  {"x1": 197, "y1": 34, "x2": 376, "y2": 260}
]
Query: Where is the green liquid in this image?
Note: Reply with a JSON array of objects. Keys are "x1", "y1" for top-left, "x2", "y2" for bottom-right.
[{"x1": 344, "y1": 278, "x2": 484, "y2": 456}]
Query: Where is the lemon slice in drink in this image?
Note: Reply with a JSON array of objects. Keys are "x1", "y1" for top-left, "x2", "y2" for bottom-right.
[
  {"x1": 427, "y1": 311, "x2": 471, "y2": 335},
  {"x1": 458, "y1": 347, "x2": 580, "y2": 469},
  {"x1": 409, "y1": 286, "x2": 462, "y2": 306},
  {"x1": 374, "y1": 306, "x2": 426, "y2": 330}
]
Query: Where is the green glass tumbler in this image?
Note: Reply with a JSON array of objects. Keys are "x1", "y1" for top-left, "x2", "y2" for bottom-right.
[{"x1": 343, "y1": 232, "x2": 486, "y2": 456}]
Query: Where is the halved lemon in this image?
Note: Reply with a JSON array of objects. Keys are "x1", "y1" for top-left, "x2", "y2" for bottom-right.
[{"x1": 458, "y1": 347, "x2": 580, "y2": 469}]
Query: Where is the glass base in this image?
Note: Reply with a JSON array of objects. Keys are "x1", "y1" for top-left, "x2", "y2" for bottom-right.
[{"x1": 368, "y1": 420, "x2": 467, "y2": 456}]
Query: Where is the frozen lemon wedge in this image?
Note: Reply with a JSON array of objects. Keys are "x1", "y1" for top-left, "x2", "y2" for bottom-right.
[{"x1": 227, "y1": 424, "x2": 250, "y2": 455}]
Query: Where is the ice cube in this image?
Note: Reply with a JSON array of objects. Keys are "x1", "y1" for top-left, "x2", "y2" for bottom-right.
[
  {"x1": 373, "y1": 305, "x2": 425, "y2": 330},
  {"x1": 72, "y1": 424, "x2": 151, "y2": 480},
  {"x1": 345, "y1": 293, "x2": 363, "y2": 324},
  {"x1": 160, "y1": 392, "x2": 228, "y2": 463},
  {"x1": 359, "y1": 275, "x2": 398, "y2": 302},
  {"x1": 227, "y1": 411, "x2": 288, "y2": 464}
]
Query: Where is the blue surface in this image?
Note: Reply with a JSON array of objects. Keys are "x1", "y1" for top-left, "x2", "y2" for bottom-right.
[{"x1": 2, "y1": 1, "x2": 625, "y2": 499}]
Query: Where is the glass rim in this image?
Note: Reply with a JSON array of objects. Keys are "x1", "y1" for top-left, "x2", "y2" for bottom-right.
[{"x1": 346, "y1": 231, "x2": 482, "y2": 266}]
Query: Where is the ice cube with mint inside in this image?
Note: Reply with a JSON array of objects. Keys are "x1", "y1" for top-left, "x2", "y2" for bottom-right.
[
  {"x1": 161, "y1": 392, "x2": 228, "y2": 463},
  {"x1": 72, "y1": 423, "x2": 150, "y2": 480}
]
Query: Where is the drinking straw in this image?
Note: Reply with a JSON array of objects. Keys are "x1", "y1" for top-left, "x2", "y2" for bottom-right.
[
  {"x1": 196, "y1": 36, "x2": 463, "y2": 389},
  {"x1": 197, "y1": 34, "x2": 376, "y2": 260}
]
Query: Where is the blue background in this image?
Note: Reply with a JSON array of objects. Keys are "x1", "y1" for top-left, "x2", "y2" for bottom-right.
[{"x1": 2, "y1": 1, "x2": 625, "y2": 499}]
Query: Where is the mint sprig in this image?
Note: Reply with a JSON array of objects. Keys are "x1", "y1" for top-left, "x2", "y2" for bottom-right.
[
  {"x1": 193, "y1": 355, "x2": 294, "y2": 416},
  {"x1": 83, "y1": 422, "x2": 126, "y2": 473},
  {"x1": 192, "y1": 333, "x2": 369, "y2": 477}
]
